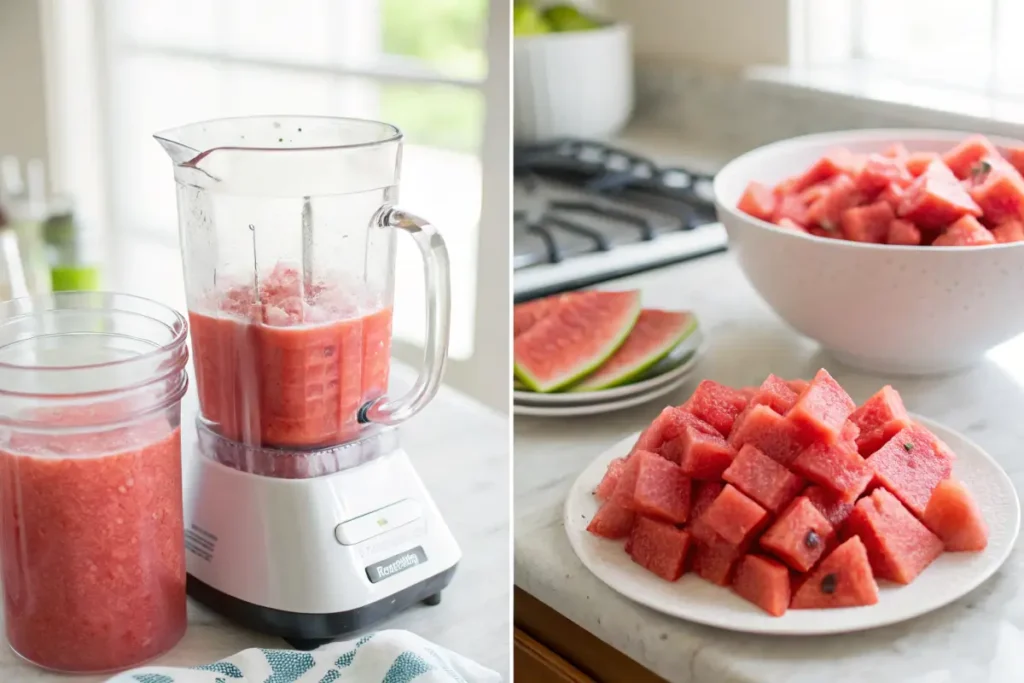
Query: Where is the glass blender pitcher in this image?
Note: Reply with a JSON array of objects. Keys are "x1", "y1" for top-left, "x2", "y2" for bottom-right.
[{"x1": 155, "y1": 116, "x2": 450, "y2": 459}]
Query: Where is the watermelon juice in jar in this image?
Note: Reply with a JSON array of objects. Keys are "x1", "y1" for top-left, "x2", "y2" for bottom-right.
[
  {"x1": 0, "y1": 292, "x2": 190, "y2": 673},
  {"x1": 157, "y1": 116, "x2": 451, "y2": 469}
]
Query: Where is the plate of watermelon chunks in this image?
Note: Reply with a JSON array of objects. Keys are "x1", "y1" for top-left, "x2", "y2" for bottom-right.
[
  {"x1": 737, "y1": 134, "x2": 1024, "y2": 246},
  {"x1": 566, "y1": 369, "x2": 1020, "y2": 634}
]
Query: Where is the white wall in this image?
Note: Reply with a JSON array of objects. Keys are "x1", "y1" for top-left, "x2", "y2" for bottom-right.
[{"x1": 0, "y1": 0, "x2": 49, "y2": 164}]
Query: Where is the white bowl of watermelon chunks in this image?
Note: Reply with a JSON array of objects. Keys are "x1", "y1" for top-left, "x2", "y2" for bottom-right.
[
  {"x1": 714, "y1": 129, "x2": 1024, "y2": 376},
  {"x1": 585, "y1": 370, "x2": 1001, "y2": 621},
  {"x1": 513, "y1": 290, "x2": 698, "y2": 393}
]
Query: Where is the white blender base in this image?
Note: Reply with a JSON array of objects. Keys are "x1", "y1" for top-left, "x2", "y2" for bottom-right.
[{"x1": 182, "y1": 427, "x2": 461, "y2": 649}]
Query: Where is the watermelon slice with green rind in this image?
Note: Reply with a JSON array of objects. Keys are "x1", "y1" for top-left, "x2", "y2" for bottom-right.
[
  {"x1": 568, "y1": 310, "x2": 697, "y2": 392},
  {"x1": 513, "y1": 290, "x2": 641, "y2": 393}
]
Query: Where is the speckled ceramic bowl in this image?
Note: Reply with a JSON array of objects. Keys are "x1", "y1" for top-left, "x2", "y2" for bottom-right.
[{"x1": 714, "y1": 129, "x2": 1024, "y2": 376}]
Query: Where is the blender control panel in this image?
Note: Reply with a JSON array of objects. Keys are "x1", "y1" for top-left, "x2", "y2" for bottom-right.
[{"x1": 334, "y1": 498, "x2": 423, "y2": 546}]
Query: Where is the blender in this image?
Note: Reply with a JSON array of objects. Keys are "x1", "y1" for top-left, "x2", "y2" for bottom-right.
[{"x1": 155, "y1": 116, "x2": 459, "y2": 650}]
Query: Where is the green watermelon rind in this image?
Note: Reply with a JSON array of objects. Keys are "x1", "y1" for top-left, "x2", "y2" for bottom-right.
[
  {"x1": 568, "y1": 313, "x2": 698, "y2": 392},
  {"x1": 513, "y1": 295, "x2": 642, "y2": 393}
]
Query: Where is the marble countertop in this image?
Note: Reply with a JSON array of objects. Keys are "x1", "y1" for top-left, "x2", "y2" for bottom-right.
[
  {"x1": 3, "y1": 365, "x2": 510, "y2": 682},
  {"x1": 514, "y1": 249, "x2": 1024, "y2": 683}
]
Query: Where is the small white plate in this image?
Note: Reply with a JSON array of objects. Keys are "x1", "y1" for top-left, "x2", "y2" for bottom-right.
[
  {"x1": 514, "y1": 369, "x2": 695, "y2": 417},
  {"x1": 564, "y1": 415, "x2": 1020, "y2": 635},
  {"x1": 514, "y1": 332, "x2": 704, "y2": 407}
]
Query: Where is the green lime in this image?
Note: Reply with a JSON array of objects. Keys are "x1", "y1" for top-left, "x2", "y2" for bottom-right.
[
  {"x1": 513, "y1": 2, "x2": 552, "y2": 36},
  {"x1": 543, "y1": 4, "x2": 601, "y2": 31}
]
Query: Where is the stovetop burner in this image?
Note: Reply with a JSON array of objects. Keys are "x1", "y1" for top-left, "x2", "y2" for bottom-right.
[{"x1": 513, "y1": 139, "x2": 728, "y2": 301}]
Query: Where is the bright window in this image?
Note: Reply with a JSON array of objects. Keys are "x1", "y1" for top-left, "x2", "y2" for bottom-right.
[{"x1": 44, "y1": 0, "x2": 502, "y2": 361}]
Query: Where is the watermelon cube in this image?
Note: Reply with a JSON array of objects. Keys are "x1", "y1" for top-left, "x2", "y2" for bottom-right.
[
  {"x1": 723, "y1": 444, "x2": 805, "y2": 513},
  {"x1": 793, "y1": 149, "x2": 860, "y2": 191},
  {"x1": 932, "y1": 215, "x2": 996, "y2": 247},
  {"x1": 691, "y1": 481, "x2": 724, "y2": 521},
  {"x1": 772, "y1": 193, "x2": 811, "y2": 227},
  {"x1": 840, "y1": 420, "x2": 860, "y2": 450},
  {"x1": 865, "y1": 424, "x2": 954, "y2": 517},
  {"x1": 887, "y1": 218, "x2": 922, "y2": 246},
  {"x1": 878, "y1": 182, "x2": 908, "y2": 212},
  {"x1": 942, "y1": 135, "x2": 999, "y2": 179},
  {"x1": 683, "y1": 380, "x2": 751, "y2": 437},
  {"x1": 632, "y1": 453, "x2": 692, "y2": 525},
  {"x1": 732, "y1": 554, "x2": 791, "y2": 617},
  {"x1": 700, "y1": 484, "x2": 769, "y2": 546},
  {"x1": 627, "y1": 516, "x2": 692, "y2": 582},
  {"x1": 791, "y1": 440, "x2": 873, "y2": 503},
  {"x1": 790, "y1": 536, "x2": 880, "y2": 609},
  {"x1": 992, "y1": 219, "x2": 1024, "y2": 243},
  {"x1": 922, "y1": 478, "x2": 989, "y2": 552},
  {"x1": 854, "y1": 154, "x2": 913, "y2": 194},
  {"x1": 595, "y1": 457, "x2": 627, "y2": 500},
  {"x1": 729, "y1": 404, "x2": 806, "y2": 466},
  {"x1": 738, "y1": 182, "x2": 777, "y2": 221},
  {"x1": 898, "y1": 160, "x2": 982, "y2": 229},
  {"x1": 806, "y1": 174, "x2": 861, "y2": 231},
  {"x1": 968, "y1": 167, "x2": 1024, "y2": 226},
  {"x1": 906, "y1": 152, "x2": 940, "y2": 177},
  {"x1": 849, "y1": 385, "x2": 914, "y2": 456},
  {"x1": 608, "y1": 452, "x2": 643, "y2": 509},
  {"x1": 750, "y1": 373, "x2": 799, "y2": 415},
  {"x1": 785, "y1": 368, "x2": 857, "y2": 444},
  {"x1": 759, "y1": 496, "x2": 834, "y2": 572},
  {"x1": 630, "y1": 406, "x2": 718, "y2": 456},
  {"x1": 844, "y1": 488, "x2": 943, "y2": 584},
  {"x1": 803, "y1": 484, "x2": 855, "y2": 528},
  {"x1": 842, "y1": 199, "x2": 895, "y2": 242},
  {"x1": 587, "y1": 501, "x2": 635, "y2": 539},
  {"x1": 691, "y1": 532, "x2": 745, "y2": 586},
  {"x1": 662, "y1": 423, "x2": 737, "y2": 480}
]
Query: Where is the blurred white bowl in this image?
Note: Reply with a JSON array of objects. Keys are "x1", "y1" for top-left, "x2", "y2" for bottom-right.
[
  {"x1": 514, "y1": 23, "x2": 633, "y2": 143},
  {"x1": 714, "y1": 129, "x2": 1024, "y2": 376}
]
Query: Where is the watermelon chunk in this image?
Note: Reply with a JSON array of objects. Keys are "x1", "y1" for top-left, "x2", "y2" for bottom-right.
[
  {"x1": 732, "y1": 554, "x2": 791, "y2": 617},
  {"x1": 865, "y1": 424, "x2": 954, "y2": 517},
  {"x1": 772, "y1": 193, "x2": 811, "y2": 227},
  {"x1": 932, "y1": 215, "x2": 996, "y2": 247},
  {"x1": 690, "y1": 481, "x2": 724, "y2": 521},
  {"x1": 803, "y1": 484, "x2": 855, "y2": 528},
  {"x1": 793, "y1": 149, "x2": 859, "y2": 191},
  {"x1": 737, "y1": 181, "x2": 777, "y2": 221},
  {"x1": 587, "y1": 501, "x2": 635, "y2": 539},
  {"x1": 898, "y1": 160, "x2": 982, "y2": 229},
  {"x1": 514, "y1": 290, "x2": 641, "y2": 392},
  {"x1": 844, "y1": 488, "x2": 943, "y2": 584},
  {"x1": 632, "y1": 452, "x2": 692, "y2": 525},
  {"x1": 841, "y1": 201, "x2": 895, "y2": 243},
  {"x1": 661, "y1": 420, "x2": 737, "y2": 480},
  {"x1": 759, "y1": 496, "x2": 834, "y2": 572},
  {"x1": 922, "y1": 478, "x2": 989, "y2": 551},
  {"x1": 790, "y1": 537, "x2": 880, "y2": 609},
  {"x1": 683, "y1": 380, "x2": 750, "y2": 437},
  {"x1": 906, "y1": 152, "x2": 940, "y2": 177},
  {"x1": 627, "y1": 516, "x2": 691, "y2": 581},
  {"x1": 967, "y1": 166, "x2": 1024, "y2": 226},
  {"x1": 806, "y1": 174, "x2": 861, "y2": 231},
  {"x1": 888, "y1": 218, "x2": 922, "y2": 246},
  {"x1": 570, "y1": 310, "x2": 697, "y2": 391},
  {"x1": 729, "y1": 404, "x2": 806, "y2": 466},
  {"x1": 608, "y1": 452, "x2": 643, "y2": 509},
  {"x1": 849, "y1": 385, "x2": 914, "y2": 456},
  {"x1": 629, "y1": 406, "x2": 717, "y2": 456},
  {"x1": 594, "y1": 457, "x2": 627, "y2": 500},
  {"x1": 749, "y1": 373, "x2": 799, "y2": 415},
  {"x1": 878, "y1": 182, "x2": 908, "y2": 212},
  {"x1": 699, "y1": 484, "x2": 769, "y2": 546},
  {"x1": 992, "y1": 219, "x2": 1024, "y2": 243},
  {"x1": 722, "y1": 444, "x2": 804, "y2": 513},
  {"x1": 943, "y1": 135, "x2": 1000, "y2": 179},
  {"x1": 855, "y1": 154, "x2": 913, "y2": 194},
  {"x1": 691, "y1": 532, "x2": 745, "y2": 586},
  {"x1": 785, "y1": 368, "x2": 857, "y2": 444},
  {"x1": 791, "y1": 440, "x2": 873, "y2": 503}
]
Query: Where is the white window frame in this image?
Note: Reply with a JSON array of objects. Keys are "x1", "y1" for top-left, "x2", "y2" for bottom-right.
[{"x1": 39, "y1": 0, "x2": 510, "y2": 410}]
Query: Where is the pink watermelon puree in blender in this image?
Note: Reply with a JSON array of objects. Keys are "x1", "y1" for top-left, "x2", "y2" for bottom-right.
[
  {"x1": 0, "y1": 405, "x2": 186, "y2": 673},
  {"x1": 189, "y1": 263, "x2": 392, "y2": 450}
]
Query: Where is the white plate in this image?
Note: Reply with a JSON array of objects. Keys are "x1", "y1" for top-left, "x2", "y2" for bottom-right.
[
  {"x1": 514, "y1": 332, "x2": 704, "y2": 407},
  {"x1": 514, "y1": 369, "x2": 695, "y2": 417},
  {"x1": 564, "y1": 415, "x2": 1020, "y2": 635}
]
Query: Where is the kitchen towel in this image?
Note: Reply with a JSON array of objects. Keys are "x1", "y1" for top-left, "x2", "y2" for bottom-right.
[{"x1": 104, "y1": 630, "x2": 502, "y2": 683}]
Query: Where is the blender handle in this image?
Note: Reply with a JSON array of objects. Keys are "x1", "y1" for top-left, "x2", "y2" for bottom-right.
[{"x1": 359, "y1": 208, "x2": 451, "y2": 426}]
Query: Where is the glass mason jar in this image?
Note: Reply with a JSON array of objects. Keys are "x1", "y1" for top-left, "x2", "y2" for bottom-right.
[{"x1": 0, "y1": 292, "x2": 189, "y2": 673}]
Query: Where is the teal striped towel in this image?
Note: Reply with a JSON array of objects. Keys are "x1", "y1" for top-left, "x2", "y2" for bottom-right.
[{"x1": 105, "y1": 630, "x2": 501, "y2": 683}]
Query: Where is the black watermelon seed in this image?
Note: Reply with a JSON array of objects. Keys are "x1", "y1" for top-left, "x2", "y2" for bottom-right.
[
  {"x1": 821, "y1": 573, "x2": 838, "y2": 594},
  {"x1": 805, "y1": 530, "x2": 821, "y2": 549}
]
